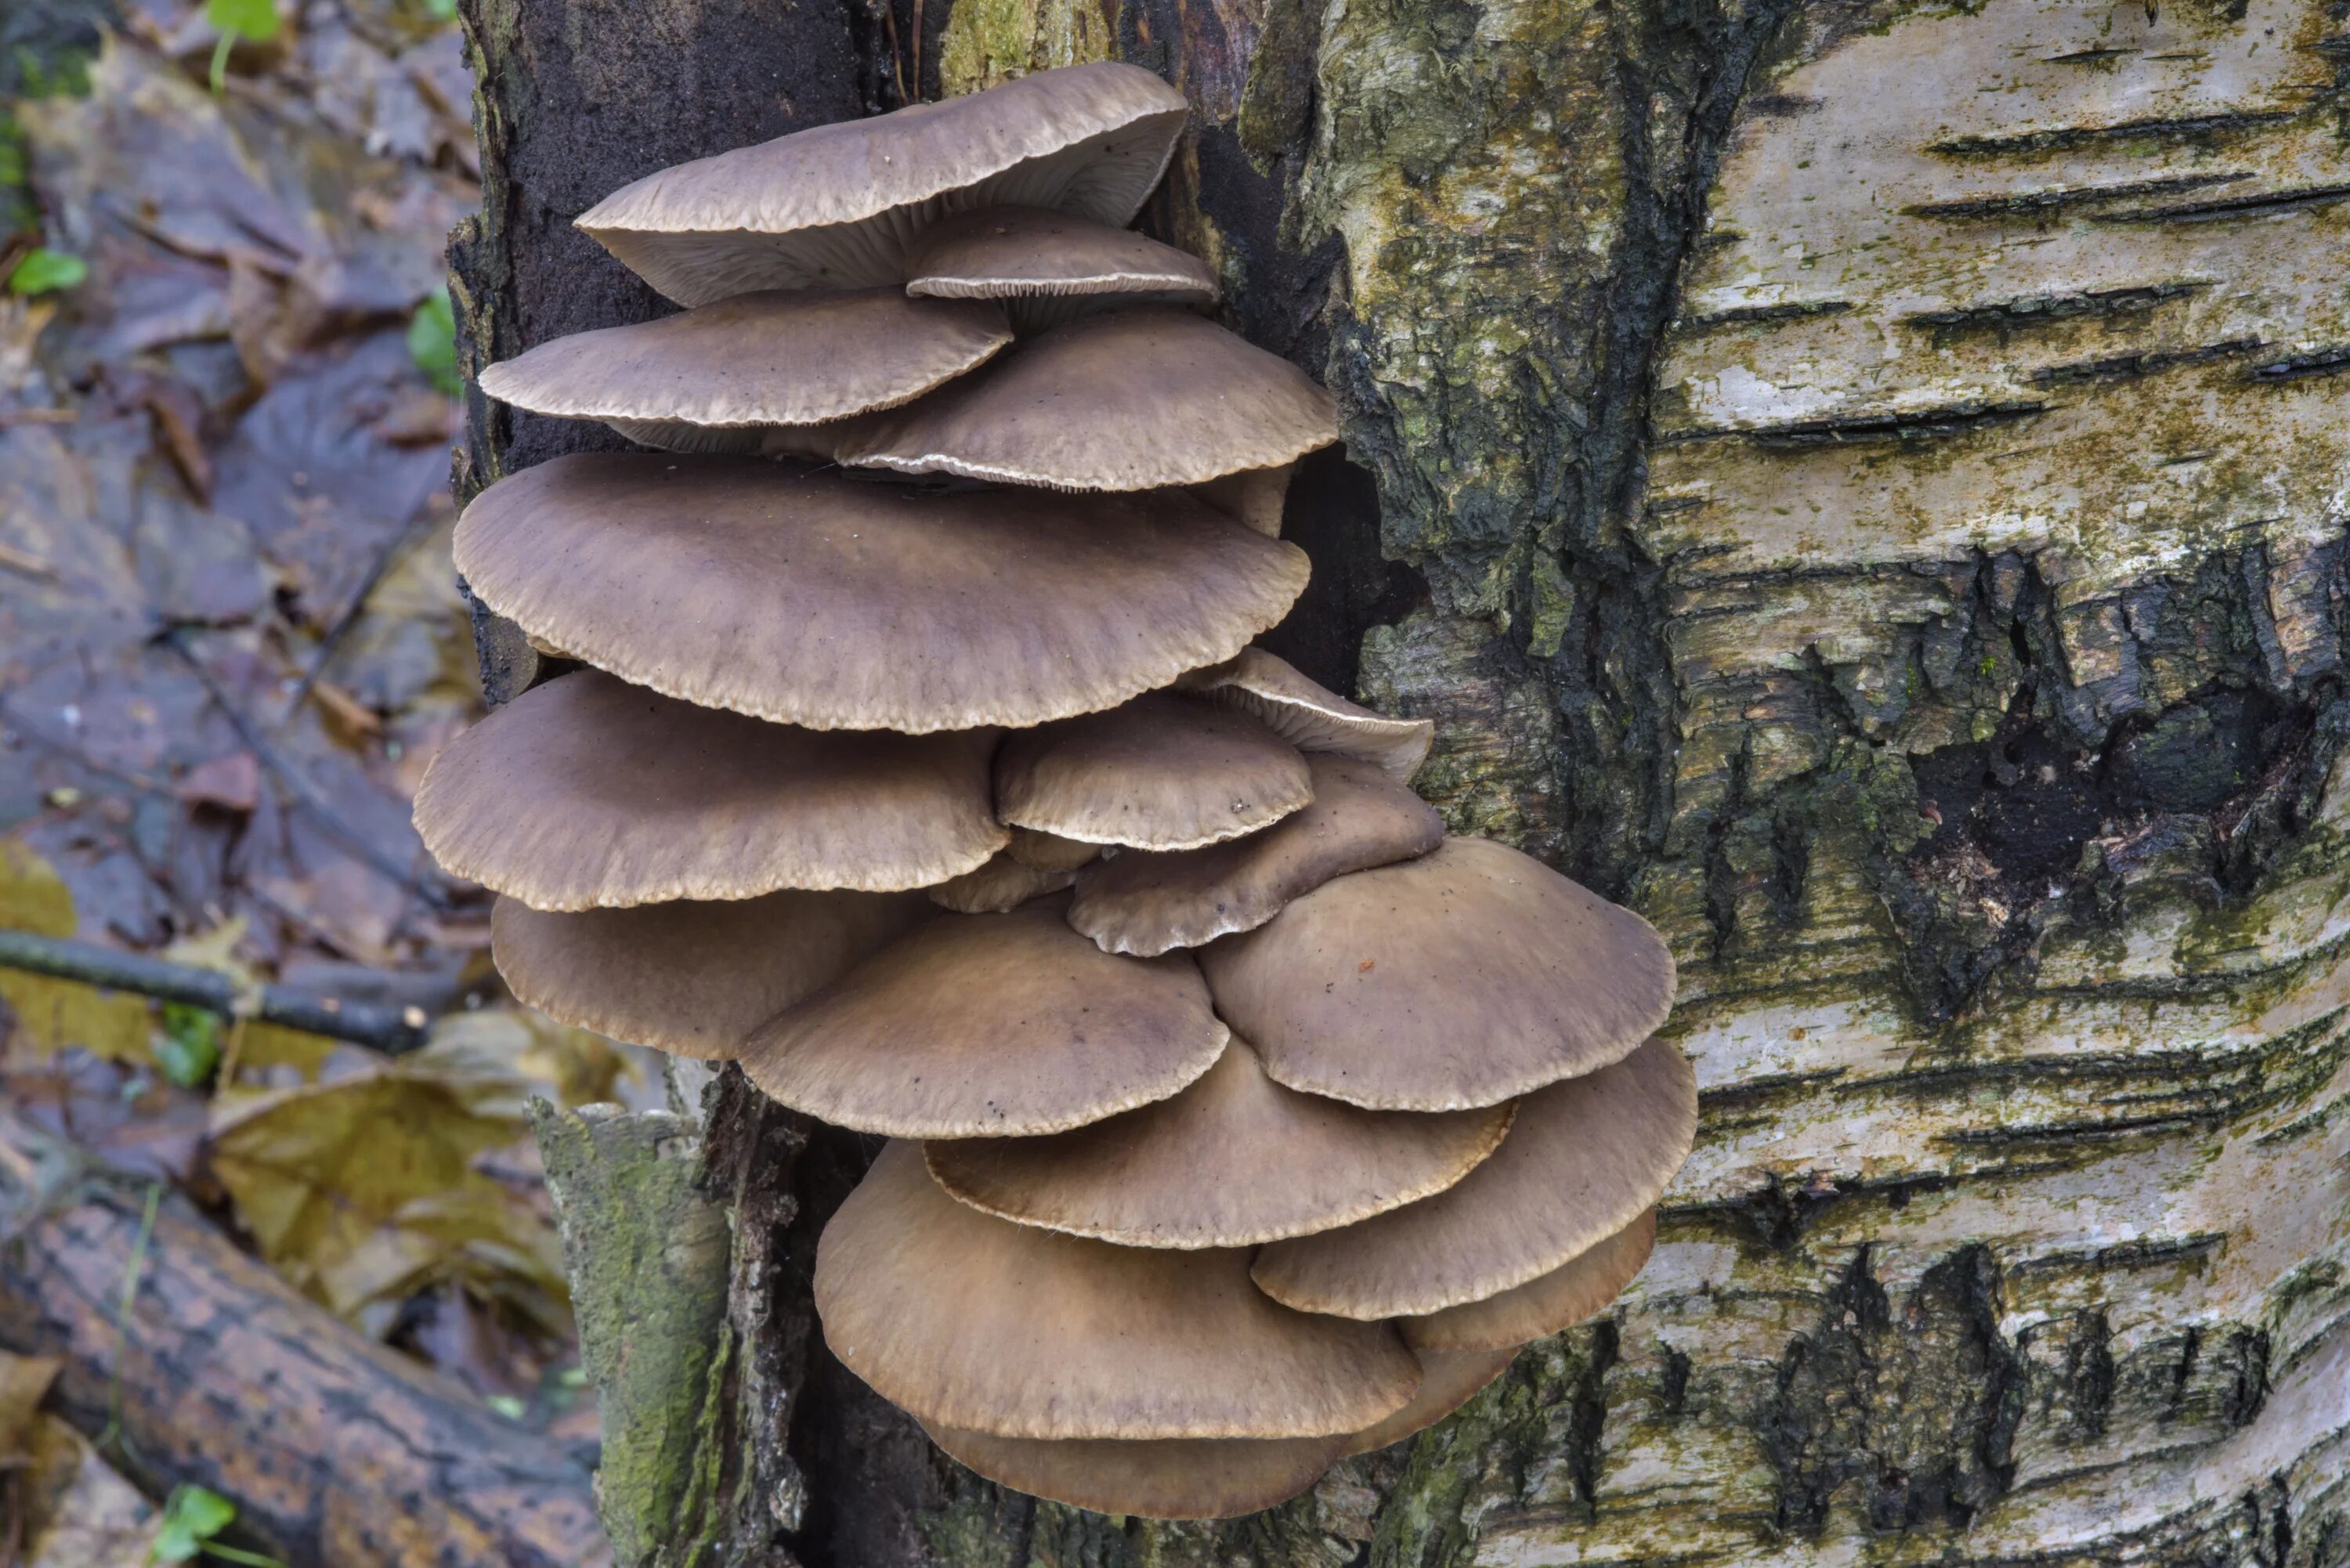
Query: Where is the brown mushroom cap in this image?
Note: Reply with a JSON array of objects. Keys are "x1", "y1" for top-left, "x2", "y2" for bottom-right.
[
  {"x1": 413, "y1": 670, "x2": 1004, "y2": 910},
  {"x1": 1006, "y1": 828, "x2": 1100, "y2": 873},
  {"x1": 925, "y1": 1033, "x2": 1512, "y2": 1248},
  {"x1": 490, "y1": 889, "x2": 928, "y2": 1058},
  {"x1": 994, "y1": 692, "x2": 1314, "y2": 851},
  {"x1": 836, "y1": 309, "x2": 1339, "y2": 491},
  {"x1": 740, "y1": 897, "x2": 1227, "y2": 1137},
  {"x1": 475, "y1": 290, "x2": 1012, "y2": 455},
  {"x1": 577, "y1": 63, "x2": 1188, "y2": 305},
  {"x1": 903, "y1": 204, "x2": 1217, "y2": 329},
  {"x1": 921, "y1": 1424, "x2": 1343, "y2": 1520},
  {"x1": 1249, "y1": 1036, "x2": 1694, "y2": 1319},
  {"x1": 927, "y1": 851, "x2": 1075, "y2": 915},
  {"x1": 1335, "y1": 1347, "x2": 1520, "y2": 1458},
  {"x1": 815, "y1": 1142, "x2": 1421, "y2": 1439},
  {"x1": 1198, "y1": 836, "x2": 1677, "y2": 1111},
  {"x1": 455, "y1": 455, "x2": 1309, "y2": 734},
  {"x1": 1069, "y1": 752, "x2": 1444, "y2": 956},
  {"x1": 1401, "y1": 1209, "x2": 1659, "y2": 1353},
  {"x1": 1179, "y1": 647, "x2": 1434, "y2": 782}
]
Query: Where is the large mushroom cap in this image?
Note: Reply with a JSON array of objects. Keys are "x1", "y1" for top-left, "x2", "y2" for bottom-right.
[
  {"x1": 456, "y1": 455, "x2": 1309, "y2": 734},
  {"x1": 1401, "y1": 1209, "x2": 1659, "y2": 1353},
  {"x1": 1070, "y1": 752, "x2": 1445, "y2": 956},
  {"x1": 904, "y1": 205, "x2": 1217, "y2": 330},
  {"x1": 1180, "y1": 647, "x2": 1434, "y2": 782},
  {"x1": 412, "y1": 670, "x2": 1004, "y2": 909},
  {"x1": 994, "y1": 692, "x2": 1314, "y2": 851},
  {"x1": 577, "y1": 63, "x2": 1188, "y2": 305},
  {"x1": 1250, "y1": 1036, "x2": 1695, "y2": 1319},
  {"x1": 475, "y1": 290, "x2": 1012, "y2": 453},
  {"x1": 921, "y1": 1425, "x2": 1341, "y2": 1520},
  {"x1": 1336, "y1": 1347, "x2": 1519, "y2": 1458},
  {"x1": 925, "y1": 1034, "x2": 1513, "y2": 1248},
  {"x1": 1198, "y1": 836, "x2": 1677, "y2": 1111},
  {"x1": 740, "y1": 897, "x2": 1227, "y2": 1137},
  {"x1": 490, "y1": 890, "x2": 929, "y2": 1058},
  {"x1": 836, "y1": 308, "x2": 1340, "y2": 491},
  {"x1": 815, "y1": 1142, "x2": 1421, "y2": 1439}
]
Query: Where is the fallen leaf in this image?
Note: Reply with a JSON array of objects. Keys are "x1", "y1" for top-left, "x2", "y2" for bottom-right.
[
  {"x1": 0, "y1": 839, "x2": 156, "y2": 1064},
  {"x1": 172, "y1": 751, "x2": 261, "y2": 814}
]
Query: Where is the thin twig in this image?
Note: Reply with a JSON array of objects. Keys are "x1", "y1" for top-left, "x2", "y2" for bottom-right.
[
  {"x1": 164, "y1": 630, "x2": 459, "y2": 912},
  {"x1": 0, "y1": 928, "x2": 431, "y2": 1054}
]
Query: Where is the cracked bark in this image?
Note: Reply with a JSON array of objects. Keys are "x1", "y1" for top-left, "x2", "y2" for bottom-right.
[{"x1": 450, "y1": 0, "x2": 2350, "y2": 1563}]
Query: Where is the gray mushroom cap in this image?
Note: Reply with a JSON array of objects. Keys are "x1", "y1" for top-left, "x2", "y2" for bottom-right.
[
  {"x1": 475, "y1": 289, "x2": 1011, "y2": 454},
  {"x1": 815, "y1": 1142, "x2": 1422, "y2": 1439},
  {"x1": 1249, "y1": 1036, "x2": 1696, "y2": 1319},
  {"x1": 904, "y1": 204, "x2": 1217, "y2": 331},
  {"x1": 577, "y1": 63, "x2": 1188, "y2": 305},
  {"x1": 1178, "y1": 646, "x2": 1434, "y2": 782},
  {"x1": 1198, "y1": 836, "x2": 1677, "y2": 1111},
  {"x1": 454, "y1": 455, "x2": 1309, "y2": 734},
  {"x1": 412, "y1": 670, "x2": 1005, "y2": 910}
]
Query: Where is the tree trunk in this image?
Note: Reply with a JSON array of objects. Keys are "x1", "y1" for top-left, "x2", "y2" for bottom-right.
[{"x1": 448, "y1": 0, "x2": 2350, "y2": 1563}]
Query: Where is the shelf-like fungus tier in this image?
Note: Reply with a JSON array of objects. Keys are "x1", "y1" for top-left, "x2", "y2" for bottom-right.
[
  {"x1": 577, "y1": 61, "x2": 1189, "y2": 303},
  {"x1": 836, "y1": 308, "x2": 1340, "y2": 491},
  {"x1": 475, "y1": 288, "x2": 1012, "y2": 453},
  {"x1": 904, "y1": 204, "x2": 1218, "y2": 331},
  {"x1": 454, "y1": 457, "x2": 1311, "y2": 733}
]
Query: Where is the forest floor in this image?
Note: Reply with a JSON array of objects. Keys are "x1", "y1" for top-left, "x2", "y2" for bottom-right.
[{"x1": 0, "y1": 3, "x2": 628, "y2": 1559}]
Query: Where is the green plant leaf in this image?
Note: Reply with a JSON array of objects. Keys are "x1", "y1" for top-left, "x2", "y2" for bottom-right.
[
  {"x1": 149, "y1": 1485, "x2": 237, "y2": 1563},
  {"x1": 205, "y1": 0, "x2": 282, "y2": 42},
  {"x1": 426, "y1": 0, "x2": 461, "y2": 18},
  {"x1": 156, "y1": 1004, "x2": 223, "y2": 1089},
  {"x1": 7, "y1": 247, "x2": 88, "y2": 296},
  {"x1": 407, "y1": 286, "x2": 461, "y2": 398}
]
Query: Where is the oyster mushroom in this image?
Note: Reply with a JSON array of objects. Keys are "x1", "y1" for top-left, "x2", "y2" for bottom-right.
[
  {"x1": 924, "y1": 1031, "x2": 1513, "y2": 1248},
  {"x1": 455, "y1": 456, "x2": 1309, "y2": 734},
  {"x1": 1068, "y1": 751, "x2": 1445, "y2": 956},
  {"x1": 1179, "y1": 645, "x2": 1435, "y2": 782},
  {"x1": 904, "y1": 204, "x2": 1217, "y2": 331},
  {"x1": 814, "y1": 1142, "x2": 1419, "y2": 1439},
  {"x1": 413, "y1": 670, "x2": 1003, "y2": 910},
  {"x1": 993, "y1": 690, "x2": 1314, "y2": 851},
  {"x1": 486, "y1": 890, "x2": 927, "y2": 1059},
  {"x1": 475, "y1": 287, "x2": 1010, "y2": 453},
  {"x1": 919, "y1": 1425, "x2": 1343, "y2": 1521},
  {"x1": 578, "y1": 61, "x2": 1188, "y2": 304},
  {"x1": 1401, "y1": 1209, "x2": 1661, "y2": 1353},
  {"x1": 1198, "y1": 836, "x2": 1677, "y2": 1110},
  {"x1": 837, "y1": 308, "x2": 1339, "y2": 491},
  {"x1": 925, "y1": 851, "x2": 1076, "y2": 915},
  {"x1": 739, "y1": 897, "x2": 1227, "y2": 1138},
  {"x1": 1249, "y1": 1036, "x2": 1696, "y2": 1318}
]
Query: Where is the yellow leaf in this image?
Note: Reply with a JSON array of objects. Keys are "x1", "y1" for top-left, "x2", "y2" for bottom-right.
[
  {"x1": 426, "y1": 1006, "x2": 639, "y2": 1109},
  {"x1": 0, "y1": 840, "x2": 154, "y2": 1065}
]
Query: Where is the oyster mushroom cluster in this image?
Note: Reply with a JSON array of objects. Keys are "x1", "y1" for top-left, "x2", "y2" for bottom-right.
[{"x1": 418, "y1": 63, "x2": 1696, "y2": 1520}]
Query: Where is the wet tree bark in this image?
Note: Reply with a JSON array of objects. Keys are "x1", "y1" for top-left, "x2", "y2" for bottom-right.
[{"x1": 450, "y1": 0, "x2": 2350, "y2": 1565}]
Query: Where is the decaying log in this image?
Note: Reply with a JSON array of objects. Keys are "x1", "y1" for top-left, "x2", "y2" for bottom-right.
[{"x1": 0, "y1": 1111, "x2": 611, "y2": 1568}]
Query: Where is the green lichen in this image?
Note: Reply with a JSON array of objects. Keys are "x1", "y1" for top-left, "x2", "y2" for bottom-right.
[{"x1": 936, "y1": 0, "x2": 1113, "y2": 97}]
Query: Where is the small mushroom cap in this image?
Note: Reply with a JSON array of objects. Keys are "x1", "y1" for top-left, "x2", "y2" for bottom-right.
[
  {"x1": 1249, "y1": 1036, "x2": 1694, "y2": 1319},
  {"x1": 837, "y1": 308, "x2": 1339, "y2": 491},
  {"x1": 1198, "y1": 836, "x2": 1677, "y2": 1111},
  {"x1": 1401, "y1": 1209, "x2": 1658, "y2": 1353},
  {"x1": 926, "y1": 851, "x2": 1075, "y2": 915},
  {"x1": 740, "y1": 897, "x2": 1227, "y2": 1137},
  {"x1": 490, "y1": 891, "x2": 929, "y2": 1059},
  {"x1": 1335, "y1": 1347, "x2": 1519, "y2": 1458},
  {"x1": 1188, "y1": 461, "x2": 1292, "y2": 537},
  {"x1": 922, "y1": 1425, "x2": 1341, "y2": 1519},
  {"x1": 1180, "y1": 647, "x2": 1434, "y2": 782},
  {"x1": 926, "y1": 1034, "x2": 1512, "y2": 1248},
  {"x1": 905, "y1": 205, "x2": 1217, "y2": 328},
  {"x1": 577, "y1": 63, "x2": 1188, "y2": 305},
  {"x1": 995, "y1": 692, "x2": 1314, "y2": 851},
  {"x1": 475, "y1": 289, "x2": 1011, "y2": 444},
  {"x1": 815, "y1": 1142, "x2": 1422, "y2": 1439},
  {"x1": 456, "y1": 455, "x2": 1309, "y2": 733},
  {"x1": 1006, "y1": 828, "x2": 1100, "y2": 873},
  {"x1": 414, "y1": 670, "x2": 1003, "y2": 910},
  {"x1": 1070, "y1": 752, "x2": 1444, "y2": 956}
]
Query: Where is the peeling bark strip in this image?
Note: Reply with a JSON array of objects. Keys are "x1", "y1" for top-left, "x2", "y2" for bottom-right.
[{"x1": 454, "y1": 0, "x2": 2350, "y2": 1559}]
